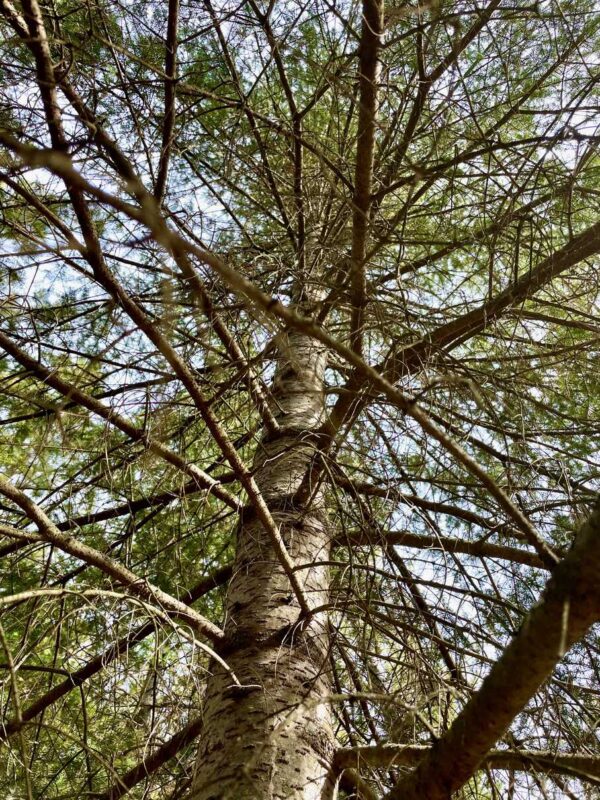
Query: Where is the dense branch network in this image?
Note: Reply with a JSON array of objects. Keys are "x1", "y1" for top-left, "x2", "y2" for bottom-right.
[{"x1": 0, "y1": 0, "x2": 599, "y2": 798}]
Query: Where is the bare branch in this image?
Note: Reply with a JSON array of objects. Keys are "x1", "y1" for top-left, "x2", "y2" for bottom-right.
[{"x1": 385, "y1": 502, "x2": 600, "y2": 800}]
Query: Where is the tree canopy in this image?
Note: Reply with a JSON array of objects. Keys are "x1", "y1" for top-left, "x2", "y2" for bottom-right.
[{"x1": 0, "y1": 0, "x2": 599, "y2": 798}]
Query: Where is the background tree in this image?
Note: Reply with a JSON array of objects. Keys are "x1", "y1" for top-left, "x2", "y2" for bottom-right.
[{"x1": 0, "y1": 1, "x2": 599, "y2": 798}]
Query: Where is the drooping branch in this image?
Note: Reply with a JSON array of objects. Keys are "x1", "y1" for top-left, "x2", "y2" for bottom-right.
[
  {"x1": 0, "y1": 565, "x2": 232, "y2": 742},
  {"x1": 0, "y1": 475, "x2": 225, "y2": 643},
  {"x1": 0, "y1": 328, "x2": 239, "y2": 510}
]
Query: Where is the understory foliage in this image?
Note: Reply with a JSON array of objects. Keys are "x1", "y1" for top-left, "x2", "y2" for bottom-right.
[{"x1": 0, "y1": 0, "x2": 599, "y2": 798}]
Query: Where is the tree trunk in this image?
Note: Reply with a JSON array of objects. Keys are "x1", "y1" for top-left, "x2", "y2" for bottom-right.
[{"x1": 191, "y1": 329, "x2": 335, "y2": 800}]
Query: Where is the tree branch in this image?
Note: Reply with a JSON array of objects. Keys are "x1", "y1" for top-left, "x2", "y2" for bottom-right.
[
  {"x1": 384, "y1": 501, "x2": 600, "y2": 800},
  {"x1": 336, "y1": 743, "x2": 600, "y2": 785},
  {"x1": 0, "y1": 475, "x2": 225, "y2": 642},
  {"x1": 154, "y1": 0, "x2": 179, "y2": 204},
  {"x1": 0, "y1": 565, "x2": 231, "y2": 742}
]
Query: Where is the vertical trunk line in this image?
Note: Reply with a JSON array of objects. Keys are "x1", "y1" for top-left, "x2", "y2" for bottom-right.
[
  {"x1": 191, "y1": 330, "x2": 335, "y2": 800},
  {"x1": 350, "y1": 0, "x2": 384, "y2": 355}
]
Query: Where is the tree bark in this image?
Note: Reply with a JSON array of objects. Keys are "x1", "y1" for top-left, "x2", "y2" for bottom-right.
[
  {"x1": 190, "y1": 330, "x2": 335, "y2": 800},
  {"x1": 384, "y1": 502, "x2": 600, "y2": 800}
]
